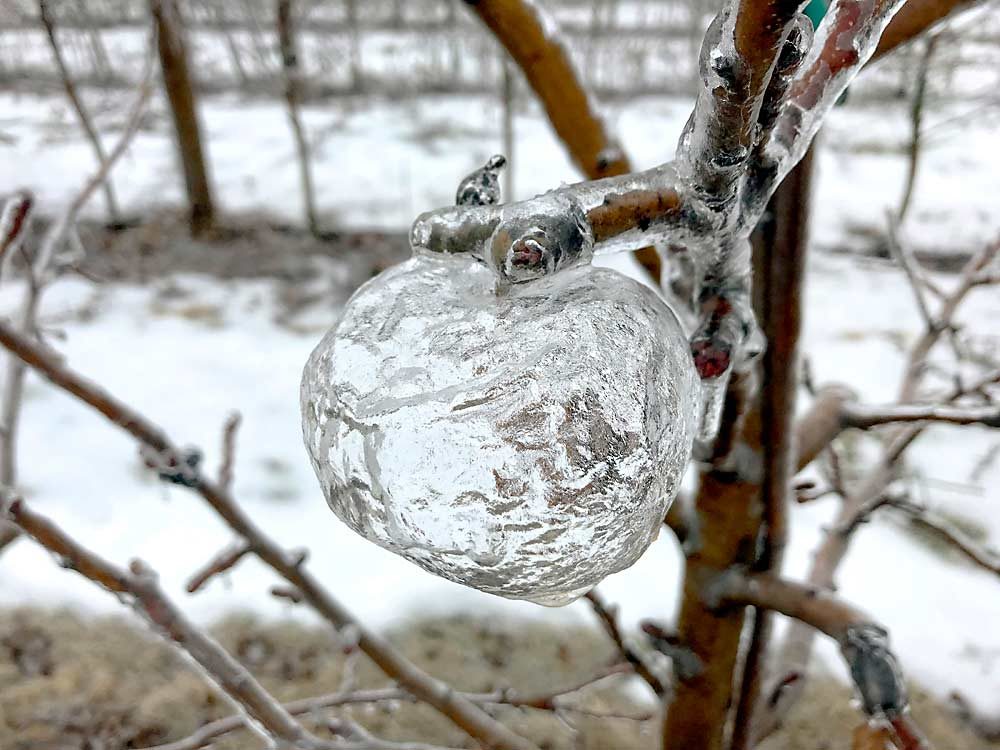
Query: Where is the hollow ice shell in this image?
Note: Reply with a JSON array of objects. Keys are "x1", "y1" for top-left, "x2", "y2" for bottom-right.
[{"x1": 301, "y1": 255, "x2": 698, "y2": 605}]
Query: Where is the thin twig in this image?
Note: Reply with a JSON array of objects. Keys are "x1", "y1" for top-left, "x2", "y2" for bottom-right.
[
  {"x1": 38, "y1": 0, "x2": 121, "y2": 223},
  {"x1": 895, "y1": 500, "x2": 1000, "y2": 577},
  {"x1": 276, "y1": 0, "x2": 319, "y2": 235},
  {"x1": 185, "y1": 540, "x2": 251, "y2": 593},
  {"x1": 144, "y1": 663, "x2": 647, "y2": 750},
  {"x1": 583, "y1": 589, "x2": 666, "y2": 696},
  {"x1": 842, "y1": 402, "x2": 1000, "y2": 429},
  {"x1": 886, "y1": 212, "x2": 936, "y2": 331},
  {"x1": 218, "y1": 411, "x2": 241, "y2": 492}
]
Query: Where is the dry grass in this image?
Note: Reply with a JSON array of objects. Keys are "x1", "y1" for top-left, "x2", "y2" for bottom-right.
[{"x1": 1, "y1": 608, "x2": 996, "y2": 750}]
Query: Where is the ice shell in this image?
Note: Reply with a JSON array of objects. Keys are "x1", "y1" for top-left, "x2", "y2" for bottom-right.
[{"x1": 300, "y1": 255, "x2": 699, "y2": 605}]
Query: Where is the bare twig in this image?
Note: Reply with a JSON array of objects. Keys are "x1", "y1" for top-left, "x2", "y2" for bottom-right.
[
  {"x1": 1, "y1": 52, "x2": 153, "y2": 507},
  {"x1": 886, "y1": 212, "x2": 935, "y2": 329},
  {"x1": 948, "y1": 692, "x2": 1000, "y2": 741},
  {"x1": 896, "y1": 36, "x2": 937, "y2": 224},
  {"x1": 842, "y1": 402, "x2": 1000, "y2": 429},
  {"x1": 0, "y1": 321, "x2": 538, "y2": 750},
  {"x1": 0, "y1": 191, "x2": 33, "y2": 281},
  {"x1": 896, "y1": 501, "x2": 1000, "y2": 577},
  {"x1": 717, "y1": 572, "x2": 927, "y2": 744},
  {"x1": 145, "y1": 663, "x2": 646, "y2": 750},
  {"x1": 218, "y1": 411, "x2": 241, "y2": 492},
  {"x1": 583, "y1": 589, "x2": 666, "y2": 696},
  {"x1": 38, "y1": 0, "x2": 120, "y2": 224},
  {"x1": 185, "y1": 540, "x2": 251, "y2": 593},
  {"x1": 2, "y1": 494, "x2": 335, "y2": 750}
]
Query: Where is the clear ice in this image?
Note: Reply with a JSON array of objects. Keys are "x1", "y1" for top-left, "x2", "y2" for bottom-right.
[{"x1": 301, "y1": 254, "x2": 699, "y2": 605}]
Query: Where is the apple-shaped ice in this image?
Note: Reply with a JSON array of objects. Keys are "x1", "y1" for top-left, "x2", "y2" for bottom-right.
[{"x1": 300, "y1": 253, "x2": 698, "y2": 606}]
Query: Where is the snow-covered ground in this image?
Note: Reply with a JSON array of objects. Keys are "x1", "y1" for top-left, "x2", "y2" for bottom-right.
[{"x1": 1, "y1": 84, "x2": 998, "y2": 711}]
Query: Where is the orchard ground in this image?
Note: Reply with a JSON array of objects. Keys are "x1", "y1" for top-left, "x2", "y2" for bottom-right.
[{"x1": 0, "y1": 82, "x2": 998, "y2": 746}]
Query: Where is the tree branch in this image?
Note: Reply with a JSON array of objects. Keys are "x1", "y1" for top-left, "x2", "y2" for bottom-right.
[
  {"x1": 2, "y1": 494, "x2": 335, "y2": 750},
  {"x1": 842, "y1": 403, "x2": 1000, "y2": 429},
  {"x1": 717, "y1": 572, "x2": 928, "y2": 746},
  {"x1": 872, "y1": 0, "x2": 980, "y2": 60},
  {"x1": 39, "y1": 0, "x2": 120, "y2": 223},
  {"x1": 0, "y1": 320, "x2": 538, "y2": 750},
  {"x1": 583, "y1": 589, "x2": 666, "y2": 696},
  {"x1": 462, "y1": 0, "x2": 661, "y2": 280}
]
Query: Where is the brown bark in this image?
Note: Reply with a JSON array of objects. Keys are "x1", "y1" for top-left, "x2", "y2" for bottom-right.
[
  {"x1": 150, "y1": 0, "x2": 215, "y2": 236},
  {"x1": 872, "y1": 0, "x2": 976, "y2": 61},
  {"x1": 730, "y1": 145, "x2": 815, "y2": 750},
  {"x1": 662, "y1": 457, "x2": 765, "y2": 750},
  {"x1": 463, "y1": 0, "x2": 662, "y2": 281}
]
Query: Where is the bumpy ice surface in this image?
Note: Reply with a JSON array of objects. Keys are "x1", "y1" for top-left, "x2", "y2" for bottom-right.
[{"x1": 301, "y1": 255, "x2": 698, "y2": 605}]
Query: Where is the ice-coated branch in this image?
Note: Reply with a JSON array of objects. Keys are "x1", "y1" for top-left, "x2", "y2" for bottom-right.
[
  {"x1": 1, "y1": 494, "x2": 335, "y2": 750},
  {"x1": 462, "y1": 0, "x2": 663, "y2": 279},
  {"x1": 715, "y1": 573, "x2": 925, "y2": 734},
  {"x1": 764, "y1": 0, "x2": 911, "y2": 200},
  {"x1": 417, "y1": 0, "x2": 916, "y2": 409},
  {"x1": 0, "y1": 320, "x2": 540, "y2": 750}
]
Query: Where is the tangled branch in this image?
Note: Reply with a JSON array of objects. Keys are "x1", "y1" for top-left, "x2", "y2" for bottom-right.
[{"x1": 0, "y1": 319, "x2": 538, "y2": 750}]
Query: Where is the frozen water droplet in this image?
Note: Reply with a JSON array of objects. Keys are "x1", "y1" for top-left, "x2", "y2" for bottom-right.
[{"x1": 301, "y1": 254, "x2": 699, "y2": 605}]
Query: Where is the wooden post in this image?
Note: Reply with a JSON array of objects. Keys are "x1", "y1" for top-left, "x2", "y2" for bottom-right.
[{"x1": 150, "y1": 0, "x2": 215, "y2": 236}]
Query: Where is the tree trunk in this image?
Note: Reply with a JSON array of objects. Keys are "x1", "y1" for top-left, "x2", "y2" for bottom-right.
[
  {"x1": 730, "y1": 146, "x2": 814, "y2": 750},
  {"x1": 662, "y1": 149, "x2": 814, "y2": 750},
  {"x1": 150, "y1": 0, "x2": 215, "y2": 236}
]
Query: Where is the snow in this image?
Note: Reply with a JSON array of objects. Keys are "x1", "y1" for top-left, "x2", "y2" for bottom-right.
[{"x1": 1, "y1": 82, "x2": 999, "y2": 711}]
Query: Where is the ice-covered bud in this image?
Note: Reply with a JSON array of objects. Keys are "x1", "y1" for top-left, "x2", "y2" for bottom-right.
[
  {"x1": 455, "y1": 154, "x2": 507, "y2": 207},
  {"x1": 486, "y1": 194, "x2": 594, "y2": 285},
  {"x1": 842, "y1": 624, "x2": 907, "y2": 719}
]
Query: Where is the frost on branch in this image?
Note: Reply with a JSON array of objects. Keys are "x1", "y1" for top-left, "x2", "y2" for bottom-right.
[{"x1": 301, "y1": 255, "x2": 698, "y2": 605}]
